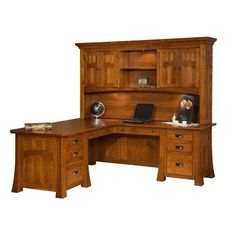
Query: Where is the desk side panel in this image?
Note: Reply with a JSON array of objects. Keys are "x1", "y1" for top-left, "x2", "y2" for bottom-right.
[{"x1": 16, "y1": 135, "x2": 59, "y2": 191}]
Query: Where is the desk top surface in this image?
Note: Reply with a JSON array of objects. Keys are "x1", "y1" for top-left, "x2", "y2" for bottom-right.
[{"x1": 10, "y1": 118, "x2": 216, "y2": 137}]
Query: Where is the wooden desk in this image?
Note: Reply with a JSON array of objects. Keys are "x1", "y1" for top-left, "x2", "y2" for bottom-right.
[
  {"x1": 11, "y1": 118, "x2": 215, "y2": 198},
  {"x1": 10, "y1": 37, "x2": 217, "y2": 198}
]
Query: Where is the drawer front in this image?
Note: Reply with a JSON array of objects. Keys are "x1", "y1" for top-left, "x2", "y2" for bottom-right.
[
  {"x1": 64, "y1": 136, "x2": 83, "y2": 149},
  {"x1": 167, "y1": 130, "x2": 192, "y2": 143},
  {"x1": 66, "y1": 148, "x2": 84, "y2": 163},
  {"x1": 66, "y1": 162, "x2": 83, "y2": 189},
  {"x1": 119, "y1": 126, "x2": 159, "y2": 136},
  {"x1": 88, "y1": 127, "x2": 114, "y2": 139},
  {"x1": 167, "y1": 142, "x2": 192, "y2": 153},
  {"x1": 167, "y1": 153, "x2": 193, "y2": 176}
]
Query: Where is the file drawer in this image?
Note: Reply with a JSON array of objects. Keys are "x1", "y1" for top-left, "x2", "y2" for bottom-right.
[
  {"x1": 66, "y1": 162, "x2": 83, "y2": 189},
  {"x1": 167, "y1": 153, "x2": 193, "y2": 177}
]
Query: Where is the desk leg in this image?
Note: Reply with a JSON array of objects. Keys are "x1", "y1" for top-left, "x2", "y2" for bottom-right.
[
  {"x1": 81, "y1": 134, "x2": 91, "y2": 188},
  {"x1": 204, "y1": 128, "x2": 215, "y2": 178},
  {"x1": 193, "y1": 131, "x2": 204, "y2": 186},
  {"x1": 157, "y1": 130, "x2": 166, "y2": 182},
  {"x1": 12, "y1": 135, "x2": 23, "y2": 193},
  {"x1": 56, "y1": 138, "x2": 67, "y2": 198}
]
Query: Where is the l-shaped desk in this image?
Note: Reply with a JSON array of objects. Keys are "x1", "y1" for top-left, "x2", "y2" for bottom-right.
[
  {"x1": 11, "y1": 118, "x2": 215, "y2": 198},
  {"x1": 10, "y1": 37, "x2": 217, "y2": 198}
]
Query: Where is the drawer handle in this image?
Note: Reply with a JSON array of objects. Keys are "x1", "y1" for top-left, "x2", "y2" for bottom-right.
[
  {"x1": 176, "y1": 145, "x2": 184, "y2": 150},
  {"x1": 72, "y1": 170, "x2": 79, "y2": 175},
  {"x1": 176, "y1": 162, "x2": 184, "y2": 167},
  {"x1": 72, "y1": 139, "x2": 78, "y2": 144},
  {"x1": 175, "y1": 134, "x2": 183, "y2": 138},
  {"x1": 72, "y1": 151, "x2": 79, "y2": 158}
]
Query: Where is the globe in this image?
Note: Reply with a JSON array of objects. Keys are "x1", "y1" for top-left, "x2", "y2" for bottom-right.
[{"x1": 90, "y1": 102, "x2": 105, "y2": 119}]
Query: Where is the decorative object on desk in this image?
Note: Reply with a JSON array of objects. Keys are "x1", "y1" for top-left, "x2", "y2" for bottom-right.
[
  {"x1": 162, "y1": 121, "x2": 199, "y2": 127},
  {"x1": 177, "y1": 95, "x2": 194, "y2": 124},
  {"x1": 24, "y1": 122, "x2": 52, "y2": 131},
  {"x1": 90, "y1": 102, "x2": 105, "y2": 124},
  {"x1": 171, "y1": 113, "x2": 179, "y2": 124}
]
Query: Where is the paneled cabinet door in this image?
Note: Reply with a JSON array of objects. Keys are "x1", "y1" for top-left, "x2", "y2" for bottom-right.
[
  {"x1": 178, "y1": 48, "x2": 200, "y2": 88},
  {"x1": 159, "y1": 48, "x2": 200, "y2": 88},
  {"x1": 101, "y1": 51, "x2": 119, "y2": 87},
  {"x1": 84, "y1": 52, "x2": 99, "y2": 86},
  {"x1": 159, "y1": 49, "x2": 179, "y2": 87},
  {"x1": 84, "y1": 51, "x2": 118, "y2": 87}
]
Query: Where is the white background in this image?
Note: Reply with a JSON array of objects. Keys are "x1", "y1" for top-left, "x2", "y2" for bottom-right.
[{"x1": 0, "y1": 0, "x2": 235, "y2": 235}]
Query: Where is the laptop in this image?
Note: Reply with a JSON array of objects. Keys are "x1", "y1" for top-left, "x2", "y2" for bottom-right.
[{"x1": 122, "y1": 104, "x2": 155, "y2": 124}]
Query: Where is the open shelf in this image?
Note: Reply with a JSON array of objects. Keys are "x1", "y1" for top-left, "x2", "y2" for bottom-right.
[{"x1": 120, "y1": 50, "x2": 157, "y2": 68}]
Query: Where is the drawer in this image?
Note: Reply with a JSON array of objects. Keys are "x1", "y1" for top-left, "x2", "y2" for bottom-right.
[
  {"x1": 167, "y1": 142, "x2": 192, "y2": 153},
  {"x1": 167, "y1": 153, "x2": 193, "y2": 176},
  {"x1": 64, "y1": 136, "x2": 83, "y2": 149},
  {"x1": 88, "y1": 127, "x2": 114, "y2": 139},
  {"x1": 167, "y1": 130, "x2": 192, "y2": 143},
  {"x1": 66, "y1": 162, "x2": 83, "y2": 189},
  {"x1": 119, "y1": 126, "x2": 159, "y2": 136},
  {"x1": 66, "y1": 148, "x2": 84, "y2": 163}
]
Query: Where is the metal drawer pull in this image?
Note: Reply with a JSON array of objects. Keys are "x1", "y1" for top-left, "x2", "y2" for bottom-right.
[
  {"x1": 175, "y1": 134, "x2": 183, "y2": 138},
  {"x1": 72, "y1": 170, "x2": 79, "y2": 175},
  {"x1": 176, "y1": 162, "x2": 184, "y2": 167},
  {"x1": 176, "y1": 145, "x2": 184, "y2": 150},
  {"x1": 72, "y1": 152, "x2": 79, "y2": 158},
  {"x1": 72, "y1": 139, "x2": 78, "y2": 144}
]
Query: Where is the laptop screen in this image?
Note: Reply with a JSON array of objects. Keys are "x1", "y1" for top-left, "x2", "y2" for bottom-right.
[{"x1": 133, "y1": 104, "x2": 154, "y2": 121}]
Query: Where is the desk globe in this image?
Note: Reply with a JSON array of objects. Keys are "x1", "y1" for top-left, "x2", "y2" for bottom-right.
[{"x1": 90, "y1": 102, "x2": 105, "y2": 124}]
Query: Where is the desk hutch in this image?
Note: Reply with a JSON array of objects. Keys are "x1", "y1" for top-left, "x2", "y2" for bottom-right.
[{"x1": 11, "y1": 37, "x2": 216, "y2": 198}]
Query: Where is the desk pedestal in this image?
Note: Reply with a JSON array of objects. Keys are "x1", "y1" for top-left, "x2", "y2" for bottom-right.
[{"x1": 12, "y1": 134, "x2": 91, "y2": 198}]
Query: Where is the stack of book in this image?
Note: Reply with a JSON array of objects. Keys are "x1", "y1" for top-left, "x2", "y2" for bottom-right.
[{"x1": 24, "y1": 122, "x2": 52, "y2": 131}]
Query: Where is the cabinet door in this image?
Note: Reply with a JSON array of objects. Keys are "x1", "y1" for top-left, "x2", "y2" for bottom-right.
[
  {"x1": 100, "y1": 51, "x2": 119, "y2": 87},
  {"x1": 84, "y1": 52, "x2": 99, "y2": 86},
  {"x1": 159, "y1": 49, "x2": 178, "y2": 87},
  {"x1": 178, "y1": 48, "x2": 200, "y2": 87}
]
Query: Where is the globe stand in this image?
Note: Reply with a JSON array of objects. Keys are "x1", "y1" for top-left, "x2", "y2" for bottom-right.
[{"x1": 91, "y1": 116, "x2": 104, "y2": 127}]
